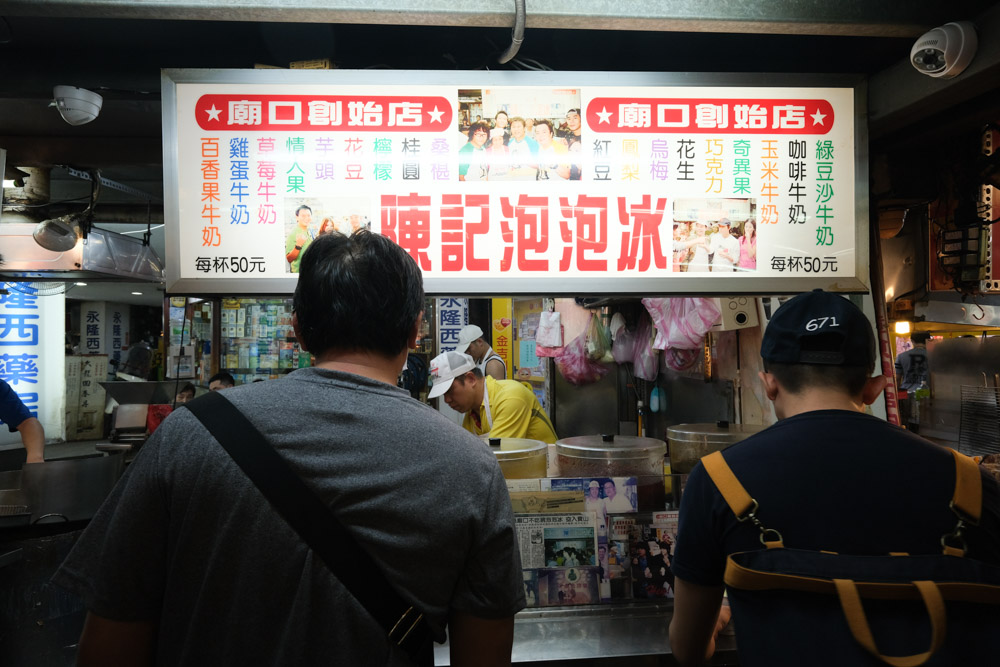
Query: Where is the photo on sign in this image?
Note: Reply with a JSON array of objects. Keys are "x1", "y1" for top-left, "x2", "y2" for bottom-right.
[
  {"x1": 283, "y1": 196, "x2": 373, "y2": 273},
  {"x1": 672, "y1": 197, "x2": 757, "y2": 273},
  {"x1": 456, "y1": 87, "x2": 582, "y2": 182}
]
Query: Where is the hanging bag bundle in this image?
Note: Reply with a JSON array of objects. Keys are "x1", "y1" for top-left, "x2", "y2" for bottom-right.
[{"x1": 702, "y1": 448, "x2": 1000, "y2": 667}]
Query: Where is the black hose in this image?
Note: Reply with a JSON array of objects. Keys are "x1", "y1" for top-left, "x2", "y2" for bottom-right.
[{"x1": 497, "y1": 0, "x2": 526, "y2": 65}]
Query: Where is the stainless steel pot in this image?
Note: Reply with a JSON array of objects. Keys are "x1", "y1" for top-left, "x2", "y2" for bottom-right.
[
  {"x1": 19, "y1": 455, "x2": 125, "y2": 525},
  {"x1": 667, "y1": 421, "x2": 763, "y2": 474}
]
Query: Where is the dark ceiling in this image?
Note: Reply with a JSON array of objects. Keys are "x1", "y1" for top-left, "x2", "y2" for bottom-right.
[{"x1": 0, "y1": 12, "x2": 987, "y2": 175}]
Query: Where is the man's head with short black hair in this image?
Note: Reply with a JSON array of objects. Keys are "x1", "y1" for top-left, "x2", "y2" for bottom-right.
[
  {"x1": 292, "y1": 230, "x2": 424, "y2": 360},
  {"x1": 208, "y1": 372, "x2": 235, "y2": 391}
]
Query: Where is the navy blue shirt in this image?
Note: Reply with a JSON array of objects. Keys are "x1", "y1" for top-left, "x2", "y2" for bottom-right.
[
  {"x1": 0, "y1": 379, "x2": 31, "y2": 432},
  {"x1": 672, "y1": 410, "x2": 1000, "y2": 587}
]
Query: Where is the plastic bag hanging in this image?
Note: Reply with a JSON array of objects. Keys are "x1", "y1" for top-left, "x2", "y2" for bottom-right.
[
  {"x1": 641, "y1": 297, "x2": 720, "y2": 350},
  {"x1": 555, "y1": 325, "x2": 610, "y2": 386},
  {"x1": 631, "y1": 311, "x2": 660, "y2": 381},
  {"x1": 585, "y1": 313, "x2": 614, "y2": 362},
  {"x1": 536, "y1": 310, "x2": 563, "y2": 347}
]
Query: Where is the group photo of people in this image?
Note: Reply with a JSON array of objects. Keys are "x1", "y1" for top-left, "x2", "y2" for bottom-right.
[
  {"x1": 283, "y1": 196, "x2": 372, "y2": 273},
  {"x1": 456, "y1": 87, "x2": 583, "y2": 182},
  {"x1": 671, "y1": 198, "x2": 758, "y2": 273}
]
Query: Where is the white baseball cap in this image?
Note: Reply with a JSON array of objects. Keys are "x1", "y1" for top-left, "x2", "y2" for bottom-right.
[
  {"x1": 454, "y1": 324, "x2": 484, "y2": 355},
  {"x1": 427, "y1": 351, "x2": 476, "y2": 399}
]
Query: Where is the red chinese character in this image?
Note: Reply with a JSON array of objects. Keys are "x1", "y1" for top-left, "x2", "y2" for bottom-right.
[
  {"x1": 381, "y1": 193, "x2": 432, "y2": 270},
  {"x1": 617, "y1": 195, "x2": 668, "y2": 272},
  {"x1": 559, "y1": 195, "x2": 608, "y2": 272},
  {"x1": 440, "y1": 194, "x2": 489, "y2": 272},
  {"x1": 499, "y1": 195, "x2": 549, "y2": 273}
]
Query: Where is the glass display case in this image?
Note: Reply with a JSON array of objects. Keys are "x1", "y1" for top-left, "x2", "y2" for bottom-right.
[{"x1": 218, "y1": 297, "x2": 311, "y2": 385}]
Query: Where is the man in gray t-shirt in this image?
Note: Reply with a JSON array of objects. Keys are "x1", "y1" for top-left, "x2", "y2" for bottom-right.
[{"x1": 54, "y1": 231, "x2": 524, "y2": 666}]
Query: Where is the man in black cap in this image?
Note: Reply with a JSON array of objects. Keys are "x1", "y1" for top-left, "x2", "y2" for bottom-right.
[{"x1": 667, "y1": 290, "x2": 1000, "y2": 666}]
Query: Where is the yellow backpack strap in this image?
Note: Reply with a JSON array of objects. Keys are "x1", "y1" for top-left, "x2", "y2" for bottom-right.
[
  {"x1": 702, "y1": 451, "x2": 754, "y2": 518},
  {"x1": 702, "y1": 451, "x2": 784, "y2": 549},
  {"x1": 942, "y1": 449, "x2": 983, "y2": 557},
  {"x1": 834, "y1": 579, "x2": 945, "y2": 667}
]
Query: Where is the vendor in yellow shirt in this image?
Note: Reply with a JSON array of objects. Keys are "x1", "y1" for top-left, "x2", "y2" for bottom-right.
[{"x1": 428, "y1": 351, "x2": 557, "y2": 443}]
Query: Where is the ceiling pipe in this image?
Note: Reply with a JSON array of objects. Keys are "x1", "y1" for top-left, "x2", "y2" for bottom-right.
[{"x1": 497, "y1": 0, "x2": 526, "y2": 65}]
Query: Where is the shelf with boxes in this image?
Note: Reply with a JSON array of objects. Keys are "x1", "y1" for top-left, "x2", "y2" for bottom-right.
[{"x1": 218, "y1": 298, "x2": 311, "y2": 385}]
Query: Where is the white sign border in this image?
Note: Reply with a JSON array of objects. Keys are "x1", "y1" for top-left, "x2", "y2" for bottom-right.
[{"x1": 162, "y1": 68, "x2": 869, "y2": 296}]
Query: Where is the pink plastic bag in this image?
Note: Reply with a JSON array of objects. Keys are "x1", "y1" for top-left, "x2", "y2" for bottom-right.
[
  {"x1": 555, "y1": 330, "x2": 610, "y2": 385},
  {"x1": 641, "y1": 297, "x2": 720, "y2": 350},
  {"x1": 631, "y1": 312, "x2": 660, "y2": 381},
  {"x1": 612, "y1": 324, "x2": 639, "y2": 364}
]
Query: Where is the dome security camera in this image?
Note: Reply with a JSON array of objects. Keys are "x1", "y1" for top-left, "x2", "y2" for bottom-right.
[
  {"x1": 49, "y1": 85, "x2": 103, "y2": 126},
  {"x1": 910, "y1": 21, "x2": 978, "y2": 79}
]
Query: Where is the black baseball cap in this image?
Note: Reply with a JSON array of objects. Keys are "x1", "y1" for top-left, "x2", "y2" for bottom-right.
[{"x1": 761, "y1": 290, "x2": 876, "y2": 369}]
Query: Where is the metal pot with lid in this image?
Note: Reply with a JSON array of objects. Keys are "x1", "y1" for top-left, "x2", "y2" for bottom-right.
[
  {"x1": 667, "y1": 421, "x2": 764, "y2": 474},
  {"x1": 484, "y1": 437, "x2": 548, "y2": 479},
  {"x1": 555, "y1": 434, "x2": 667, "y2": 477}
]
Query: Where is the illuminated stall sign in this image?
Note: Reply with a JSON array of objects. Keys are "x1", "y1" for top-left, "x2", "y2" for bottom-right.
[
  {"x1": 0, "y1": 288, "x2": 64, "y2": 444},
  {"x1": 436, "y1": 298, "x2": 468, "y2": 354},
  {"x1": 163, "y1": 71, "x2": 866, "y2": 295}
]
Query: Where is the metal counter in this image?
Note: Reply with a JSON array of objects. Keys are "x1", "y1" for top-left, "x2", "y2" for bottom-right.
[{"x1": 434, "y1": 601, "x2": 739, "y2": 665}]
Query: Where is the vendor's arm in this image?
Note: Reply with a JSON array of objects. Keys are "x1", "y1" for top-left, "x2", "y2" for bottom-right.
[
  {"x1": 484, "y1": 358, "x2": 506, "y2": 381},
  {"x1": 449, "y1": 611, "x2": 514, "y2": 667},
  {"x1": 17, "y1": 416, "x2": 45, "y2": 463},
  {"x1": 668, "y1": 578, "x2": 729, "y2": 667},
  {"x1": 77, "y1": 612, "x2": 155, "y2": 667}
]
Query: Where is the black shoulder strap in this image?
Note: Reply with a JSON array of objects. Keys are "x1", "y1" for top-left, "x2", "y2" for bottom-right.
[{"x1": 183, "y1": 391, "x2": 428, "y2": 657}]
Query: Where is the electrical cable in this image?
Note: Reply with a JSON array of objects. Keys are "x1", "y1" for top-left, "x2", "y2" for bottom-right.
[{"x1": 497, "y1": 0, "x2": 526, "y2": 65}]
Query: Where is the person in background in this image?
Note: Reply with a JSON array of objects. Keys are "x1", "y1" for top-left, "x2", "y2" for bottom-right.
[
  {"x1": 458, "y1": 121, "x2": 491, "y2": 182},
  {"x1": 668, "y1": 290, "x2": 1000, "y2": 666},
  {"x1": 603, "y1": 479, "x2": 633, "y2": 513},
  {"x1": 493, "y1": 110, "x2": 511, "y2": 145},
  {"x1": 677, "y1": 221, "x2": 710, "y2": 272},
  {"x1": 284, "y1": 204, "x2": 314, "y2": 273},
  {"x1": 455, "y1": 324, "x2": 506, "y2": 380},
  {"x1": 507, "y1": 116, "x2": 539, "y2": 181},
  {"x1": 208, "y1": 372, "x2": 235, "y2": 391},
  {"x1": 534, "y1": 120, "x2": 571, "y2": 181},
  {"x1": 121, "y1": 335, "x2": 153, "y2": 378},
  {"x1": 53, "y1": 230, "x2": 524, "y2": 667},
  {"x1": 737, "y1": 218, "x2": 756, "y2": 271},
  {"x1": 486, "y1": 128, "x2": 511, "y2": 180},
  {"x1": 317, "y1": 217, "x2": 337, "y2": 236},
  {"x1": 347, "y1": 213, "x2": 369, "y2": 234},
  {"x1": 673, "y1": 222, "x2": 691, "y2": 272},
  {"x1": 894, "y1": 330, "x2": 930, "y2": 392},
  {"x1": 0, "y1": 378, "x2": 45, "y2": 464},
  {"x1": 174, "y1": 383, "x2": 196, "y2": 404},
  {"x1": 561, "y1": 108, "x2": 583, "y2": 180},
  {"x1": 708, "y1": 218, "x2": 739, "y2": 272},
  {"x1": 430, "y1": 351, "x2": 557, "y2": 443}
]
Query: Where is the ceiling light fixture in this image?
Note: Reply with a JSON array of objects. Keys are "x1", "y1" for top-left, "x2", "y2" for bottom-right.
[
  {"x1": 74, "y1": 282, "x2": 88, "y2": 286},
  {"x1": 894, "y1": 321, "x2": 912, "y2": 335},
  {"x1": 33, "y1": 169, "x2": 101, "y2": 252},
  {"x1": 131, "y1": 291, "x2": 143, "y2": 295}
]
